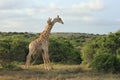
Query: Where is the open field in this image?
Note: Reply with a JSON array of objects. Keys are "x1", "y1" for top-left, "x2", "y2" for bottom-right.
[{"x1": 0, "y1": 64, "x2": 120, "y2": 80}]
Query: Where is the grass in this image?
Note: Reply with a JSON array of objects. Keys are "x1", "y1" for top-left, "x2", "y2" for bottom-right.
[{"x1": 0, "y1": 64, "x2": 120, "y2": 80}]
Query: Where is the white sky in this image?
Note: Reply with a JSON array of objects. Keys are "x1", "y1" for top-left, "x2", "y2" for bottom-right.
[{"x1": 0, "y1": 0, "x2": 120, "y2": 34}]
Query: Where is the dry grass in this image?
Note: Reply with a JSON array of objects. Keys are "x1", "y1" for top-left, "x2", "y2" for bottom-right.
[{"x1": 0, "y1": 64, "x2": 120, "y2": 80}]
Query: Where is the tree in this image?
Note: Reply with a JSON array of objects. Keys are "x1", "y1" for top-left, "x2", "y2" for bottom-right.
[
  {"x1": 0, "y1": 35, "x2": 29, "y2": 68},
  {"x1": 49, "y1": 37, "x2": 82, "y2": 64},
  {"x1": 82, "y1": 30, "x2": 120, "y2": 73},
  {"x1": 91, "y1": 53, "x2": 120, "y2": 73}
]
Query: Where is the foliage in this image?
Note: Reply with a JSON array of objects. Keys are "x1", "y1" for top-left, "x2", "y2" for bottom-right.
[
  {"x1": 0, "y1": 35, "x2": 29, "y2": 68},
  {"x1": 49, "y1": 37, "x2": 82, "y2": 64},
  {"x1": 82, "y1": 30, "x2": 120, "y2": 73},
  {"x1": 1, "y1": 64, "x2": 120, "y2": 80},
  {"x1": 82, "y1": 31, "x2": 120, "y2": 64},
  {"x1": 82, "y1": 41, "x2": 96, "y2": 64},
  {"x1": 91, "y1": 53, "x2": 120, "y2": 73},
  {"x1": 0, "y1": 32, "x2": 82, "y2": 68}
]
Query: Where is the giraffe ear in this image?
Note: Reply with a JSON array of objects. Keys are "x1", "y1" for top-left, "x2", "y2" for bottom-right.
[
  {"x1": 48, "y1": 17, "x2": 52, "y2": 21},
  {"x1": 50, "y1": 18, "x2": 52, "y2": 21},
  {"x1": 47, "y1": 17, "x2": 52, "y2": 24},
  {"x1": 57, "y1": 15, "x2": 59, "y2": 18}
]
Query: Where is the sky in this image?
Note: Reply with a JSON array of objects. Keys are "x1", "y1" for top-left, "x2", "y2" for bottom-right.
[{"x1": 0, "y1": 0, "x2": 120, "y2": 34}]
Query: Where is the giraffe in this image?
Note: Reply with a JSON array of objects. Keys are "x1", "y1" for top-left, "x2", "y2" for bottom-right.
[{"x1": 25, "y1": 15, "x2": 64, "y2": 70}]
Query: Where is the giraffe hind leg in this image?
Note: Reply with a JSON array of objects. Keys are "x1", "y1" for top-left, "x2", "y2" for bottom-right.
[
  {"x1": 25, "y1": 48, "x2": 37, "y2": 69},
  {"x1": 25, "y1": 53, "x2": 32, "y2": 69}
]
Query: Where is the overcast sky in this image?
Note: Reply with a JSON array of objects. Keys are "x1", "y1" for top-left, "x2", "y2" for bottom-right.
[{"x1": 0, "y1": 0, "x2": 120, "y2": 34}]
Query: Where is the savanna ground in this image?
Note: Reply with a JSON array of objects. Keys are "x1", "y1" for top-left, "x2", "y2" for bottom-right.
[{"x1": 0, "y1": 64, "x2": 120, "y2": 80}]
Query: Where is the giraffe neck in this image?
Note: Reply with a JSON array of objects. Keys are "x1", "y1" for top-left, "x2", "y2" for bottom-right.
[
  {"x1": 38, "y1": 19, "x2": 57, "y2": 40},
  {"x1": 39, "y1": 24, "x2": 54, "y2": 40},
  {"x1": 43, "y1": 24, "x2": 53, "y2": 37}
]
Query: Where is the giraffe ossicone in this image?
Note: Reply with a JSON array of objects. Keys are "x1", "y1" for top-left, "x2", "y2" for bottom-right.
[{"x1": 25, "y1": 15, "x2": 64, "y2": 70}]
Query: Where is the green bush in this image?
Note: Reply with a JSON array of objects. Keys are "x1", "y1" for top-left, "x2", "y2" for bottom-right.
[
  {"x1": 29, "y1": 37, "x2": 82, "y2": 65},
  {"x1": 82, "y1": 31, "x2": 120, "y2": 65},
  {"x1": 49, "y1": 38, "x2": 82, "y2": 64},
  {"x1": 0, "y1": 36, "x2": 29, "y2": 68},
  {"x1": 0, "y1": 32, "x2": 82, "y2": 67},
  {"x1": 91, "y1": 53, "x2": 120, "y2": 73}
]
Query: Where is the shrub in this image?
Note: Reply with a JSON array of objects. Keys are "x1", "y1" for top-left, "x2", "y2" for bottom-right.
[
  {"x1": 0, "y1": 36, "x2": 29, "y2": 69},
  {"x1": 49, "y1": 38, "x2": 82, "y2": 64},
  {"x1": 91, "y1": 53, "x2": 120, "y2": 73}
]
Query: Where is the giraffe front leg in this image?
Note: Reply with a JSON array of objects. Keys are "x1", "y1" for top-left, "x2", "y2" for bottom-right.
[
  {"x1": 46, "y1": 52, "x2": 52, "y2": 70},
  {"x1": 44, "y1": 50, "x2": 52, "y2": 70},
  {"x1": 42, "y1": 49, "x2": 52, "y2": 70},
  {"x1": 42, "y1": 51, "x2": 47, "y2": 70},
  {"x1": 42, "y1": 41, "x2": 52, "y2": 70}
]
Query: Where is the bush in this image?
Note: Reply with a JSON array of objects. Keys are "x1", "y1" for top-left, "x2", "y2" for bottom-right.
[
  {"x1": 0, "y1": 33, "x2": 82, "y2": 67},
  {"x1": 49, "y1": 38, "x2": 82, "y2": 64},
  {"x1": 82, "y1": 31, "x2": 120, "y2": 65},
  {"x1": 0, "y1": 36, "x2": 29, "y2": 69},
  {"x1": 91, "y1": 53, "x2": 120, "y2": 73},
  {"x1": 30, "y1": 37, "x2": 82, "y2": 65}
]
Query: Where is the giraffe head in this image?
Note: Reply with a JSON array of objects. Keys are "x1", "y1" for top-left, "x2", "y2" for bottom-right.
[{"x1": 53, "y1": 15, "x2": 64, "y2": 24}]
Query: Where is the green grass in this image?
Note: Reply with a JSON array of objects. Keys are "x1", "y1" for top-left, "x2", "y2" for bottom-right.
[{"x1": 0, "y1": 64, "x2": 120, "y2": 80}]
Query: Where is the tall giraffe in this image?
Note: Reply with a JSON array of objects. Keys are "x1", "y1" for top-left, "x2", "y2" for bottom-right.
[{"x1": 25, "y1": 15, "x2": 64, "y2": 70}]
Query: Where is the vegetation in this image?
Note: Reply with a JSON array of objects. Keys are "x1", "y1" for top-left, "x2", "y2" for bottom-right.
[
  {"x1": 0, "y1": 32, "x2": 85, "y2": 69},
  {"x1": 91, "y1": 53, "x2": 120, "y2": 73},
  {"x1": 82, "y1": 30, "x2": 120, "y2": 73},
  {"x1": 0, "y1": 30, "x2": 120, "y2": 79},
  {"x1": 49, "y1": 37, "x2": 82, "y2": 64},
  {"x1": 0, "y1": 64, "x2": 120, "y2": 80},
  {"x1": 0, "y1": 35, "x2": 29, "y2": 68}
]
